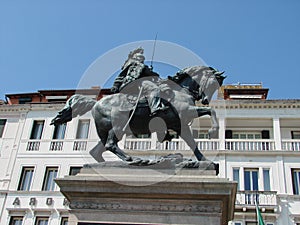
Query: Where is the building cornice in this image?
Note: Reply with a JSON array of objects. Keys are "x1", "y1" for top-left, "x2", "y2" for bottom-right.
[
  {"x1": 0, "y1": 103, "x2": 66, "y2": 113},
  {"x1": 207, "y1": 99, "x2": 300, "y2": 110}
]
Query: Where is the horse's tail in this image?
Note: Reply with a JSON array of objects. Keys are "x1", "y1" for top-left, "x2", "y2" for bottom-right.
[{"x1": 50, "y1": 94, "x2": 97, "y2": 126}]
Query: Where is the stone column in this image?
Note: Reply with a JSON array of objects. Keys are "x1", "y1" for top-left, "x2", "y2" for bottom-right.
[{"x1": 273, "y1": 117, "x2": 282, "y2": 150}]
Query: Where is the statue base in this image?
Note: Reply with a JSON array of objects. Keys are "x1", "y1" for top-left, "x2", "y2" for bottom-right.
[{"x1": 55, "y1": 161, "x2": 236, "y2": 225}]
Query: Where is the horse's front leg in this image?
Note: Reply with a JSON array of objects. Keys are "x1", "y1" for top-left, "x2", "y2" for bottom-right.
[
  {"x1": 196, "y1": 107, "x2": 219, "y2": 139},
  {"x1": 180, "y1": 125, "x2": 207, "y2": 161}
]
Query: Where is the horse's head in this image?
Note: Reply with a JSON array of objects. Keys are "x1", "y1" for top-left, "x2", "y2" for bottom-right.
[{"x1": 182, "y1": 66, "x2": 226, "y2": 105}]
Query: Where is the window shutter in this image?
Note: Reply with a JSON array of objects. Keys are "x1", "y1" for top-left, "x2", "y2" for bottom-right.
[
  {"x1": 225, "y1": 130, "x2": 233, "y2": 139},
  {"x1": 261, "y1": 130, "x2": 270, "y2": 139}
]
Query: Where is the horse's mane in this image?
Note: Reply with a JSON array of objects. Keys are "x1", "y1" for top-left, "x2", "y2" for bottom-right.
[{"x1": 180, "y1": 66, "x2": 208, "y2": 76}]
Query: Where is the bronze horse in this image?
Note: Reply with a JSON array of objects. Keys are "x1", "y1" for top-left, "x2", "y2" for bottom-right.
[{"x1": 51, "y1": 66, "x2": 225, "y2": 164}]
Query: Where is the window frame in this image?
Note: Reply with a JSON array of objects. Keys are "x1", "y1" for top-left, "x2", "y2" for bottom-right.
[
  {"x1": 244, "y1": 168, "x2": 259, "y2": 191},
  {"x1": 292, "y1": 168, "x2": 300, "y2": 195},
  {"x1": 76, "y1": 119, "x2": 90, "y2": 139},
  {"x1": 233, "y1": 168, "x2": 240, "y2": 190},
  {"x1": 53, "y1": 123, "x2": 67, "y2": 139},
  {"x1": 9, "y1": 216, "x2": 23, "y2": 225},
  {"x1": 42, "y1": 167, "x2": 59, "y2": 191},
  {"x1": 35, "y1": 217, "x2": 49, "y2": 225},
  {"x1": 0, "y1": 119, "x2": 7, "y2": 138},
  {"x1": 30, "y1": 120, "x2": 45, "y2": 140},
  {"x1": 60, "y1": 217, "x2": 69, "y2": 225},
  {"x1": 69, "y1": 166, "x2": 82, "y2": 176},
  {"x1": 263, "y1": 168, "x2": 271, "y2": 191},
  {"x1": 292, "y1": 131, "x2": 300, "y2": 139},
  {"x1": 232, "y1": 131, "x2": 262, "y2": 139},
  {"x1": 18, "y1": 166, "x2": 34, "y2": 191}
]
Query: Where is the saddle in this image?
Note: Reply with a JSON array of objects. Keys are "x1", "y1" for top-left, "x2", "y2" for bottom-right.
[{"x1": 118, "y1": 95, "x2": 148, "y2": 112}]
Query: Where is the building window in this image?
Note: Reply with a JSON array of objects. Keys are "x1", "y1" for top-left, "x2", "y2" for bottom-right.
[
  {"x1": 76, "y1": 120, "x2": 90, "y2": 139},
  {"x1": 244, "y1": 169, "x2": 259, "y2": 204},
  {"x1": 0, "y1": 119, "x2": 7, "y2": 138},
  {"x1": 53, "y1": 123, "x2": 67, "y2": 139},
  {"x1": 42, "y1": 167, "x2": 58, "y2": 191},
  {"x1": 30, "y1": 121, "x2": 44, "y2": 139},
  {"x1": 136, "y1": 134, "x2": 151, "y2": 138},
  {"x1": 232, "y1": 132, "x2": 262, "y2": 139},
  {"x1": 233, "y1": 168, "x2": 240, "y2": 190},
  {"x1": 263, "y1": 169, "x2": 271, "y2": 191},
  {"x1": 292, "y1": 131, "x2": 300, "y2": 139},
  {"x1": 19, "y1": 97, "x2": 32, "y2": 104},
  {"x1": 198, "y1": 131, "x2": 209, "y2": 139},
  {"x1": 69, "y1": 166, "x2": 82, "y2": 176},
  {"x1": 18, "y1": 167, "x2": 34, "y2": 191},
  {"x1": 60, "y1": 217, "x2": 68, "y2": 225},
  {"x1": 245, "y1": 222, "x2": 256, "y2": 225},
  {"x1": 35, "y1": 217, "x2": 48, "y2": 225},
  {"x1": 292, "y1": 169, "x2": 300, "y2": 195},
  {"x1": 244, "y1": 169, "x2": 259, "y2": 191},
  {"x1": 9, "y1": 216, "x2": 23, "y2": 225}
]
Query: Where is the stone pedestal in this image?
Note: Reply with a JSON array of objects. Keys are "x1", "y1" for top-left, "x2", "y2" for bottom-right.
[{"x1": 56, "y1": 161, "x2": 237, "y2": 225}]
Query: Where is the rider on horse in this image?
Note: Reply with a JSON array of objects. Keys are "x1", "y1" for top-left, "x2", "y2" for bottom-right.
[{"x1": 111, "y1": 47, "x2": 168, "y2": 116}]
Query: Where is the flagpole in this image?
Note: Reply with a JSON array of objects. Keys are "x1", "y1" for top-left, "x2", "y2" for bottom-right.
[
  {"x1": 255, "y1": 193, "x2": 258, "y2": 225},
  {"x1": 255, "y1": 195, "x2": 265, "y2": 225}
]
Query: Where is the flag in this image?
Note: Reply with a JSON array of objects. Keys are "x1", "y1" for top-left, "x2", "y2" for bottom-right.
[{"x1": 256, "y1": 202, "x2": 265, "y2": 225}]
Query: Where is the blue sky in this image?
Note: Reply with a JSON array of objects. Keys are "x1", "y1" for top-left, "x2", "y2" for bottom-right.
[{"x1": 1, "y1": 0, "x2": 300, "y2": 100}]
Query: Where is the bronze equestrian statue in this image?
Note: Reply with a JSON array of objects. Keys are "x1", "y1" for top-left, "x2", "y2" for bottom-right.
[{"x1": 51, "y1": 48, "x2": 225, "y2": 170}]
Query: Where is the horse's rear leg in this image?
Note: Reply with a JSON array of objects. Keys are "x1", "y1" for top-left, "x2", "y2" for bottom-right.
[
  {"x1": 91, "y1": 117, "x2": 110, "y2": 162},
  {"x1": 105, "y1": 129, "x2": 132, "y2": 161},
  {"x1": 89, "y1": 141, "x2": 106, "y2": 162}
]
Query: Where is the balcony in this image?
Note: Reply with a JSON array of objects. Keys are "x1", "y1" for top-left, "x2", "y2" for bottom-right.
[
  {"x1": 124, "y1": 139, "x2": 220, "y2": 151},
  {"x1": 22, "y1": 138, "x2": 300, "y2": 153},
  {"x1": 282, "y1": 140, "x2": 300, "y2": 151},
  {"x1": 22, "y1": 139, "x2": 98, "y2": 154},
  {"x1": 26, "y1": 141, "x2": 40, "y2": 151},
  {"x1": 235, "y1": 190, "x2": 277, "y2": 206},
  {"x1": 225, "y1": 139, "x2": 275, "y2": 151},
  {"x1": 124, "y1": 138, "x2": 151, "y2": 150},
  {"x1": 49, "y1": 141, "x2": 63, "y2": 151},
  {"x1": 73, "y1": 141, "x2": 87, "y2": 151}
]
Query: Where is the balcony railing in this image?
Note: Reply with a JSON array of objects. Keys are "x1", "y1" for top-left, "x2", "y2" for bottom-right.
[
  {"x1": 236, "y1": 191, "x2": 277, "y2": 206},
  {"x1": 225, "y1": 139, "x2": 275, "y2": 151},
  {"x1": 22, "y1": 139, "x2": 98, "y2": 153},
  {"x1": 26, "y1": 141, "x2": 40, "y2": 151},
  {"x1": 124, "y1": 139, "x2": 220, "y2": 151},
  {"x1": 124, "y1": 139, "x2": 151, "y2": 150},
  {"x1": 156, "y1": 139, "x2": 186, "y2": 150},
  {"x1": 73, "y1": 141, "x2": 87, "y2": 151},
  {"x1": 49, "y1": 141, "x2": 63, "y2": 151},
  {"x1": 22, "y1": 138, "x2": 300, "y2": 153},
  {"x1": 282, "y1": 140, "x2": 300, "y2": 151}
]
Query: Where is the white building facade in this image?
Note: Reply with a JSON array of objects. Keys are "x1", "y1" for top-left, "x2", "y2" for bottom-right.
[{"x1": 0, "y1": 87, "x2": 300, "y2": 225}]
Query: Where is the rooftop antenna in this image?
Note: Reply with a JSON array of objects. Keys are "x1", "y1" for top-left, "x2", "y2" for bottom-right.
[{"x1": 150, "y1": 33, "x2": 158, "y2": 71}]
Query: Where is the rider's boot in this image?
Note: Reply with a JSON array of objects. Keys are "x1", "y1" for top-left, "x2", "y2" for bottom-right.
[{"x1": 149, "y1": 97, "x2": 169, "y2": 116}]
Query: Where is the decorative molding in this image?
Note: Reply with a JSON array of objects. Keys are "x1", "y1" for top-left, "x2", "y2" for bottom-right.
[{"x1": 70, "y1": 201, "x2": 222, "y2": 214}]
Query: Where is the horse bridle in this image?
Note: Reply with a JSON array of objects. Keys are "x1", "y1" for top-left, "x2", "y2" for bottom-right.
[{"x1": 197, "y1": 68, "x2": 216, "y2": 103}]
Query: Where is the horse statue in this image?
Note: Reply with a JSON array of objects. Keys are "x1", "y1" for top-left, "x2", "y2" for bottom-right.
[{"x1": 51, "y1": 66, "x2": 225, "y2": 168}]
